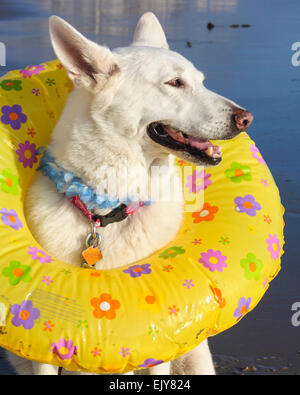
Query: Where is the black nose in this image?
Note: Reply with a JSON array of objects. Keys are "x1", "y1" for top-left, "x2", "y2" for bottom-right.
[{"x1": 232, "y1": 109, "x2": 254, "y2": 131}]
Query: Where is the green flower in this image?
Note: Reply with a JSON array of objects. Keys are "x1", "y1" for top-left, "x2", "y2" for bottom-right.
[
  {"x1": 219, "y1": 236, "x2": 230, "y2": 245},
  {"x1": 0, "y1": 169, "x2": 19, "y2": 195},
  {"x1": 0, "y1": 79, "x2": 22, "y2": 91},
  {"x1": 61, "y1": 268, "x2": 72, "y2": 275},
  {"x1": 159, "y1": 246, "x2": 185, "y2": 259},
  {"x1": 77, "y1": 320, "x2": 89, "y2": 331},
  {"x1": 148, "y1": 324, "x2": 160, "y2": 336},
  {"x1": 2, "y1": 261, "x2": 32, "y2": 285},
  {"x1": 240, "y1": 253, "x2": 263, "y2": 280},
  {"x1": 45, "y1": 78, "x2": 55, "y2": 86},
  {"x1": 224, "y1": 162, "x2": 252, "y2": 183}
]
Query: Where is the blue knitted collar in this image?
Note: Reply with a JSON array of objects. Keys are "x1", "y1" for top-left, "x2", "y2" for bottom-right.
[{"x1": 37, "y1": 148, "x2": 152, "y2": 211}]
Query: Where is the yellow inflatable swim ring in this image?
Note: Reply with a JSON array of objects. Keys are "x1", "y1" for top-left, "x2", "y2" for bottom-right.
[{"x1": 0, "y1": 60, "x2": 284, "y2": 373}]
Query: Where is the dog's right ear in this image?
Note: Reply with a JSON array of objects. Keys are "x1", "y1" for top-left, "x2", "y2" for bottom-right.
[
  {"x1": 49, "y1": 16, "x2": 119, "y2": 90},
  {"x1": 132, "y1": 12, "x2": 169, "y2": 49}
]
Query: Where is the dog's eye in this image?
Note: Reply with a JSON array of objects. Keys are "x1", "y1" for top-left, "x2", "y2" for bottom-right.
[{"x1": 165, "y1": 78, "x2": 185, "y2": 88}]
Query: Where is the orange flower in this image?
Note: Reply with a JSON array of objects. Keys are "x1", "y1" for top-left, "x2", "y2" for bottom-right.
[
  {"x1": 168, "y1": 305, "x2": 179, "y2": 316},
  {"x1": 192, "y1": 202, "x2": 218, "y2": 223},
  {"x1": 90, "y1": 293, "x2": 120, "y2": 320},
  {"x1": 43, "y1": 320, "x2": 55, "y2": 331},
  {"x1": 264, "y1": 215, "x2": 272, "y2": 224},
  {"x1": 162, "y1": 265, "x2": 174, "y2": 272},
  {"x1": 90, "y1": 346, "x2": 102, "y2": 357},
  {"x1": 192, "y1": 238, "x2": 202, "y2": 245},
  {"x1": 177, "y1": 159, "x2": 187, "y2": 166},
  {"x1": 209, "y1": 285, "x2": 226, "y2": 308}
]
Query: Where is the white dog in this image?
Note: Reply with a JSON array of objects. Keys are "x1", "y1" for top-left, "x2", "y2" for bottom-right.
[{"x1": 7, "y1": 12, "x2": 253, "y2": 375}]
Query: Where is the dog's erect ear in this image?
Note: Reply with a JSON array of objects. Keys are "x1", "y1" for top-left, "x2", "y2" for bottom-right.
[
  {"x1": 49, "y1": 16, "x2": 119, "y2": 89},
  {"x1": 132, "y1": 12, "x2": 169, "y2": 50}
]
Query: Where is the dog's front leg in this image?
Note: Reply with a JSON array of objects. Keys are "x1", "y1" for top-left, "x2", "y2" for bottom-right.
[
  {"x1": 147, "y1": 361, "x2": 171, "y2": 375},
  {"x1": 171, "y1": 339, "x2": 215, "y2": 375},
  {"x1": 32, "y1": 361, "x2": 59, "y2": 375}
]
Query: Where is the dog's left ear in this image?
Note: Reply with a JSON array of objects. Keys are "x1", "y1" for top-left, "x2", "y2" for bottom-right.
[
  {"x1": 49, "y1": 16, "x2": 119, "y2": 90},
  {"x1": 132, "y1": 12, "x2": 169, "y2": 49}
]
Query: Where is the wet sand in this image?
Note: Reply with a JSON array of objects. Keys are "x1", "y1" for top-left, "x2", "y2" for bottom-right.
[{"x1": 0, "y1": 0, "x2": 300, "y2": 375}]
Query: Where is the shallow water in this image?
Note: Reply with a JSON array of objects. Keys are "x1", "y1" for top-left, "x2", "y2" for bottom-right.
[{"x1": 0, "y1": 0, "x2": 300, "y2": 375}]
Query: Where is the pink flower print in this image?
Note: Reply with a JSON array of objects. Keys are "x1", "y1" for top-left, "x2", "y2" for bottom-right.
[
  {"x1": 183, "y1": 279, "x2": 194, "y2": 289},
  {"x1": 51, "y1": 338, "x2": 77, "y2": 360},
  {"x1": 42, "y1": 276, "x2": 53, "y2": 285},
  {"x1": 250, "y1": 144, "x2": 266, "y2": 165},
  {"x1": 186, "y1": 169, "x2": 212, "y2": 193},
  {"x1": 19, "y1": 64, "x2": 45, "y2": 78},
  {"x1": 119, "y1": 347, "x2": 130, "y2": 357},
  {"x1": 261, "y1": 178, "x2": 269, "y2": 187},
  {"x1": 266, "y1": 234, "x2": 280, "y2": 260},
  {"x1": 28, "y1": 247, "x2": 53, "y2": 264},
  {"x1": 199, "y1": 249, "x2": 228, "y2": 272}
]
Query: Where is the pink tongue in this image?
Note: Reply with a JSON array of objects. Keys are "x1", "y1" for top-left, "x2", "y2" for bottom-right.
[
  {"x1": 188, "y1": 137, "x2": 212, "y2": 150},
  {"x1": 165, "y1": 127, "x2": 220, "y2": 155},
  {"x1": 165, "y1": 127, "x2": 185, "y2": 143}
]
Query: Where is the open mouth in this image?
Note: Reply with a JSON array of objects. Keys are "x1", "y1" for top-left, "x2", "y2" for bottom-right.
[{"x1": 147, "y1": 122, "x2": 222, "y2": 165}]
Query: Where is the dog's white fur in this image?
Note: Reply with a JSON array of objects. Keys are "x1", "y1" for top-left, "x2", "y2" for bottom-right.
[{"x1": 7, "y1": 12, "x2": 243, "y2": 375}]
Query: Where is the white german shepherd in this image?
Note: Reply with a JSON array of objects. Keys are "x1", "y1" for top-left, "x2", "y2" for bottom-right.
[{"x1": 7, "y1": 12, "x2": 253, "y2": 375}]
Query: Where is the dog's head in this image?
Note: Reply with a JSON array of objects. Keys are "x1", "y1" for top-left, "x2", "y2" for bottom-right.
[{"x1": 49, "y1": 13, "x2": 253, "y2": 167}]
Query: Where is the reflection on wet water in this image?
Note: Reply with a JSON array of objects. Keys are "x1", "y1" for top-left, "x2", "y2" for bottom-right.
[
  {"x1": 0, "y1": 0, "x2": 241, "y2": 71},
  {"x1": 38, "y1": 0, "x2": 240, "y2": 36},
  {"x1": 0, "y1": 0, "x2": 299, "y2": 375}
]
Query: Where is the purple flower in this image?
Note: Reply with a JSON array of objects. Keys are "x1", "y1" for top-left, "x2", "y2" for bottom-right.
[
  {"x1": 261, "y1": 178, "x2": 269, "y2": 187},
  {"x1": 123, "y1": 263, "x2": 152, "y2": 278},
  {"x1": 1, "y1": 104, "x2": 27, "y2": 130},
  {"x1": 119, "y1": 347, "x2": 130, "y2": 357},
  {"x1": 183, "y1": 279, "x2": 194, "y2": 289},
  {"x1": 32, "y1": 88, "x2": 40, "y2": 96},
  {"x1": 234, "y1": 194, "x2": 261, "y2": 217},
  {"x1": 250, "y1": 144, "x2": 266, "y2": 165},
  {"x1": 51, "y1": 338, "x2": 77, "y2": 360},
  {"x1": 233, "y1": 297, "x2": 252, "y2": 320},
  {"x1": 16, "y1": 141, "x2": 38, "y2": 168},
  {"x1": 10, "y1": 300, "x2": 40, "y2": 329},
  {"x1": 27, "y1": 246, "x2": 53, "y2": 264},
  {"x1": 186, "y1": 169, "x2": 212, "y2": 193},
  {"x1": 199, "y1": 249, "x2": 228, "y2": 272},
  {"x1": 139, "y1": 358, "x2": 164, "y2": 368},
  {"x1": 266, "y1": 234, "x2": 281, "y2": 260},
  {"x1": 0, "y1": 208, "x2": 23, "y2": 230},
  {"x1": 19, "y1": 64, "x2": 45, "y2": 78},
  {"x1": 42, "y1": 276, "x2": 53, "y2": 285}
]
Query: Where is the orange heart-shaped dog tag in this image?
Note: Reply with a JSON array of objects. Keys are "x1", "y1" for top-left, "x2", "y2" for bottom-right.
[{"x1": 82, "y1": 246, "x2": 103, "y2": 267}]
